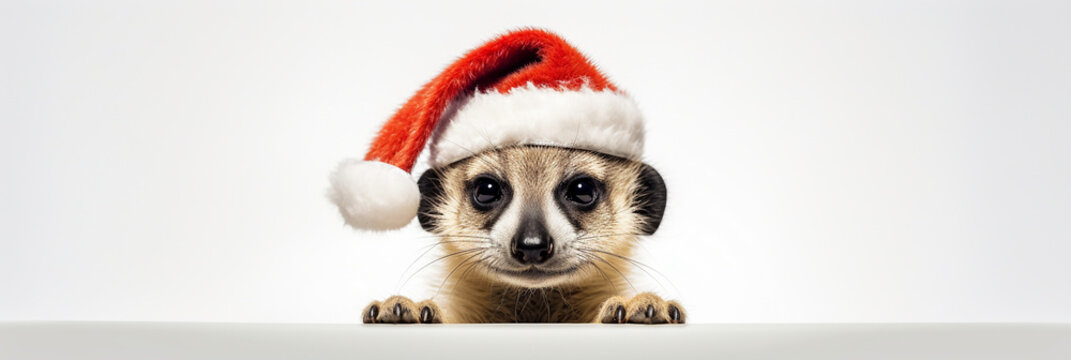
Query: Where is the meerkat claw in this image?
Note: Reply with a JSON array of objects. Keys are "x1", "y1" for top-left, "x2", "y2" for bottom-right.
[
  {"x1": 363, "y1": 296, "x2": 442, "y2": 324},
  {"x1": 596, "y1": 292, "x2": 685, "y2": 324}
]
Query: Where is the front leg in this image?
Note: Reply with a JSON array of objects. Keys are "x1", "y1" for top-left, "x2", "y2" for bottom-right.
[
  {"x1": 363, "y1": 295, "x2": 443, "y2": 324},
  {"x1": 594, "y1": 292, "x2": 685, "y2": 324}
]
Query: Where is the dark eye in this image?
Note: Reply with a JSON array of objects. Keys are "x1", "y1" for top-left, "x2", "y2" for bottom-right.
[
  {"x1": 472, "y1": 177, "x2": 503, "y2": 210},
  {"x1": 564, "y1": 177, "x2": 599, "y2": 208}
]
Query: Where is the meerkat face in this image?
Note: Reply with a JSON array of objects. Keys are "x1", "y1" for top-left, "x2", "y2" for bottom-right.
[{"x1": 416, "y1": 145, "x2": 666, "y2": 288}]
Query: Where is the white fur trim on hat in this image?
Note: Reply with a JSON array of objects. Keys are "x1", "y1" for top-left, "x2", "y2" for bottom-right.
[
  {"x1": 328, "y1": 160, "x2": 420, "y2": 230},
  {"x1": 429, "y1": 84, "x2": 645, "y2": 167}
]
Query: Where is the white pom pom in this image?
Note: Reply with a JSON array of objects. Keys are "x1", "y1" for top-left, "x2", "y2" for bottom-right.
[{"x1": 327, "y1": 160, "x2": 420, "y2": 230}]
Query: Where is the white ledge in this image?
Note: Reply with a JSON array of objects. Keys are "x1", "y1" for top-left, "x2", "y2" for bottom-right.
[{"x1": 1, "y1": 322, "x2": 1069, "y2": 360}]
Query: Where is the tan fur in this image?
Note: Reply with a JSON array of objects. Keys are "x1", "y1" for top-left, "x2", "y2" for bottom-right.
[{"x1": 365, "y1": 146, "x2": 683, "y2": 324}]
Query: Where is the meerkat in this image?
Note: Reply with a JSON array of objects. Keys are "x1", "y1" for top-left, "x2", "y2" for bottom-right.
[
  {"x1": 361, "y1": 146, "x2": 683, "y2": 324},
  {"x1": 327, "y1": 29, "x2": 684, "y2": 324}
]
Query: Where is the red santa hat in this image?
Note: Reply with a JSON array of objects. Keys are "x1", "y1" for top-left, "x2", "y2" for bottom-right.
[{"x1": 329, "y1": 29, "x2": 645, "y2": 230}]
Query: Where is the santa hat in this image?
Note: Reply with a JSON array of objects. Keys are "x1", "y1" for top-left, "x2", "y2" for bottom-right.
[{"x1": 329, "y1": 29, "x2": 645, "y2": 230}]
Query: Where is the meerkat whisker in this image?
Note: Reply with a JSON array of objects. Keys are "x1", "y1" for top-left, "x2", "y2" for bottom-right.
[
  {"x1": 578, "y1": 248, "x2": 672, "y2": 295},
  {"x1": 395, "y1": 239, "x2": 491, "y2": 291},
  {"x1": 573, "y1": 233, "x2": 644, "y2": 243},
  {"x1": 577, "y1": 255, "x2": 619, "y2": 293},
  {"x1": 582, "y1": 252, "x2": 637, "y2": 293},
  {"x1": 517, "y1": 288, "x2": 537, "y2": 318},
  {"x1": 409, "y1": 234, "x2": 493, "y2": 241},
  {"x1": 446, "y1": 252, "x2": 493, "y2": 297},
  {"x1": 399, "y1": 247, "x2": 489, "y2": 291},
  {"x1": 434, "y1": 250, "x2": 488, "y2": 299},
  {"x1": 578, "y1": 247, "x2": 679, "y2": 293}
]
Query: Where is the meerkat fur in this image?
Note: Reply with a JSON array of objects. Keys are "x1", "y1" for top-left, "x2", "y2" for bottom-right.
[{"x1": 362, "y1": 146, "x2": 684, "y2": 324}]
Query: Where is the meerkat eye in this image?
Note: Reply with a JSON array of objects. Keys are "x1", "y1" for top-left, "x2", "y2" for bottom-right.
[
  {"x1": 563, "y1": 176, "x2": 599, "y2": 208},
  {"x1": 471, "y1": 177, "x2": 504, "y2": 210}
]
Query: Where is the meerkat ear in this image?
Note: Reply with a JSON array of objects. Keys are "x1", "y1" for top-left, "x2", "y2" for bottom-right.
[
  {"x1": 634, "y1": 164, "x2": 668, "y2": 235},
  {"x1": 416, "y1": 169, "x2": 446, "y2": 231}
]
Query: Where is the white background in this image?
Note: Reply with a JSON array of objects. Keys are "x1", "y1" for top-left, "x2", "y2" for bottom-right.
[{"x1": 2, "y1": 1, "x2": 1069, "y2": 324}]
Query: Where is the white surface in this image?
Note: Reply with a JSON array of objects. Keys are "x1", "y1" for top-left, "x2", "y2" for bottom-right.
[
  {"x1": 2, "y1": 1, "x2": 1071, "y2": 324},
  {"x1": 1, "y1": 323, "x2": 1069, "y2": 360}
]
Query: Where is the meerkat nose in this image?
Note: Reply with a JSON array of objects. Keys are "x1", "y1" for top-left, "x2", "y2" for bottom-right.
[
  {"x1": 510, "y1": 209, "x2": 556, "y2": 264},
  {"x1": 512, "y1": 236, "x2": 554, "y2": 264}
]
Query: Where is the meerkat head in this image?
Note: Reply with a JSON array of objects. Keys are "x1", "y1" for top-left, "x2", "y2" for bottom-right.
[
  {"x1": 416, "y1": 145, "x2": 666, "y2": 288},
  {"x1": 327, "y1": 31, "x2": 664, "y2": 290}
]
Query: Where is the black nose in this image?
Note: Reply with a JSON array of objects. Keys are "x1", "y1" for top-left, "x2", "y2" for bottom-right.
[
  {"x1": 512, "y1": 235, "x2": 554, "y2": 264},
  {"x1": 510, "y1": 210, "x2": 555, "y2": 264}
]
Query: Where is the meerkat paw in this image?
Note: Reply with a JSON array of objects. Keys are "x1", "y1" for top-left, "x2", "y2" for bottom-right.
[
  {"x1": 362, "y1": 296, "x2": 443, "y2": 324},
  {"x1": 595, "y1": 292, "x2": 685, "y2": 324}
]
